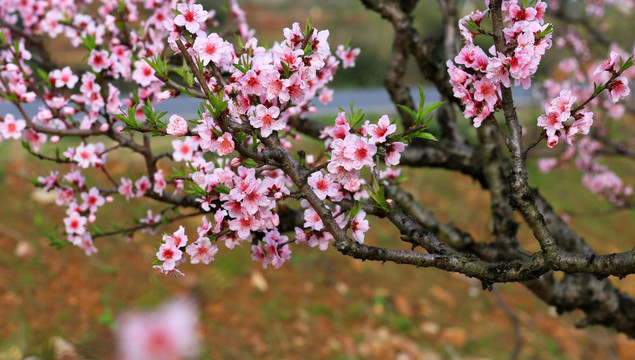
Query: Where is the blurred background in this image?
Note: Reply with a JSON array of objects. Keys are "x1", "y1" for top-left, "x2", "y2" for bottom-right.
[{"x1": 1, "y1": 0, "x2": 634, "y2": 359}]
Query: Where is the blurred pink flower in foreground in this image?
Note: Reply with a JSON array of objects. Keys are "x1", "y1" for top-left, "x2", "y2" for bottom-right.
[{"x1": 116, "y1": 298, "x2": 200, "y2": 360}]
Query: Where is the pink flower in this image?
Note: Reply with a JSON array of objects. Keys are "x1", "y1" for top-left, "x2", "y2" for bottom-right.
[
  {"x1": 79, "y1": 73, "x2": 100, "y2": 94},
  {"x1": 80, "y1": 187, "x2": 105, "y2": 213},
  {"x1": 166, "y1": 115, "x2": 188, "y2": 136},
  {"x1": 447, "y1": 60, "x2": 469, "y2": 84},
  {"x1": 64, "y1": 212, "x2": 87, "y2": 235},
  {"x1": 318, "y1": 87, "x2": 334, "y2": 104},
  {"x1": 132, "y1": 60, "x2": 156, "y2": 87},
  {"x1": 308, "y1": 231, "x2": 332, "y2": 251},
  {"x1": 23, "y1": 129, "x2": 47, "y2": 152},
  {"x1": 473, "y1": 78, "x2": 499, "y2": 106},
  {"x1": 279, "y1": 72, "x2": 307, "y2": 104},
  {"x1": 302, "y1": 199, "x2": 324, "y2": 231},
  {"x1": 485, "y1": 53, "x2": 512, "y2": 88},
  {"x1": 118, "y1": 177, "x2": 135, "y2": 201},
  {"x1": 41, "y1": 10, "x2": 64, "y2": 38},
  {"x1": 566, "y1": 111, "x2": 594, "y2": 144},
  {"x1": 537, "y1": 158, "x2": 557, "y2": 173},
  {"x1": 135, "y1": 176, "x2": 152, "y2": 196},
  {"x1": 192, "y1": 33, "x2": 232, "y2": 67},
  {"x1": 366, "y1": 115, "x2": 396, "y2": 144},
  {"x1": 262, "y1": 230, "x2": 291, "y2": 269},
  {"x1": 72, "y1": 143, "x2": 103, "y2": 168},
  {"x1": 538, "y1": 89, "x2": 577, "y2": 147},
  {"x1": 153, "y1": 169, "x2": 166, "y2": 196},
  {"x1": 0, "y1": 114, "x2": 26, "y2": 140},
  {"x1": 87, "y1": 50, "x2": 112, "y2": 72},
  {"x1": 140, "y1": 210, "x2": 162, "y2": 234},
  {"x1": 228, "y1": 216, "x2": 260, "y2": 240},
  {"x1": 116, "y1": 298, "x2": 199, "y2": 360},
  {"x1": 506, "y1": 3, "x2": 538, "y2": 23},
  {"x1": 164, "y1": 226, "x2": 188, "y2": 248},
  {"x1": 211, "y1": 133, "x2": 234, "y2": 156},
  {"x1": 251, "y1": 244, "x2": 267, "y2": 264},
  {"x1": 308, "y1": 172, "x2": 338, "y2": 200},
  {"x1": 50, "y1": 66, "x2": 79, "y2": 89},
  {"x1": 547, "y1": 89, "x2": 576, "y2": 115},
  {"x1": 350, "y1": 210, "x2": 369, "y2": 244},
  {"x1": 171, "y1": 137, "x2": 197, "y2": 162},
  {"x1": 537, "y1": 112, "x2": 563, "y2": 148},
  {"x1": 174, "y1": 3, "x2": 208, "y2": 34},
  {"x1": 38, "y1": 171, "x2": 58, "y2": 191},
  {"x1": 342, "y1": 135, "x2": 377, "y2": 170},
  {"x1": 336, "y1": 45, "x2": 361, "y2": 68},
  {"x1": 77, "y1": 234, "x2": 98, "y2": 256},
  {"x1": 593, "y1": 51, "x2": 619, "y2": 76},
  {"x1": 385, "y1": 141, "x2": 406, "y2": 167},
  {"x1": 470, "y1": 101, "x2": 495, "y2": 128},
  {"x1": 186, "y1": 238, "x2": 218, "y2": 264},
  {"x1": 455, "y1": 44, "x2": 488, "y2": 72},
  {"x1": 239, "y1": 70, "x2": 265, "y2": 96},
  {"x1": 157, "y1": 243, "x2": 182, "y2": 271},
  {"x1": 250, "y1": 105, "x2": 283, "y2": 137},
  {"x1": 274, "y1": 45, "x2": 304, "y2": 71},
  {"x1": 608, "y1": 76, "x2": 630, "y2": 104},
  {"x1": 380, "y1": 168, "x2": 401, "y2": 182}
]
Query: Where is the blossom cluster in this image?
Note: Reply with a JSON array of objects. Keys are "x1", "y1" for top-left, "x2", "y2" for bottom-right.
[
  {"x1": 448, "y1": 0, "x2": 552, "y2": 127},
  {"x1": 534, "y1": 46, "x2": 634, "y2": 205},
  {"x1": 538, "y1": 137, "x2": 633, "y2": 206},
  {"x1": 142, "y1": 10, "x2": 366, "y2": 272},
  {"x1": 536, "y1": 50, "x2": 632, "y2": 148},
  {"x1": 536, "y1": 89, "x2": 591, "y2": 147},
  {"x1": 39, "y1": 170, "x2": 107, "y2": 255},
  {"x1": 0, "y1": 0, "x2": 365, "y2": 271}
]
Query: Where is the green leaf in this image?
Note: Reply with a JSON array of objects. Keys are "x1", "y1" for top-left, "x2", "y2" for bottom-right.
[
  {"x1": 397, "y1": 104, "x2": 417, "y2": 121},
  {"x1": 36, "y1": 68, "x2": 51, "y2": 85},
  {"x1": 184, "y1": 180, "x2": 207, "y2": 197},
  {"x1": 619, "y1": 55, "x2": 634, "y2": 73},
  {"x1": 418, "y1": 85, "x2": 426, "y2": 113},
  {"x1": 410, "y1": 131, "x2": 438, "y2": 141},
  {"x1": 280, "y1": 61, "x2": 291, "y2": 78},
  {"x1": 80, "y1": 34, "x2": 97, "y2": 51},
  {"x1": 2, "y1": 92, "x2": 18, "y2": 103},
  {"x1": 233, "y1": 63, "x2": 247, "y2": 74},
  {"x1": 91, "y1": 224, "x2": 104, "y2": 236},
  {"x1": 208, "y1": 91, "x2": 227, "y2": 117},
  {"x1": 145, "y1": 56, "x2": 166, "y2": 78},
  {"x1": 214, "y1": 183, "x2": 231, "y2": 194},
  {"x1": 536, "y1": 23, "x2": 553, "y2": 40},
  {"x1": 304, "y1": 18, "x2": 313, "y2": 39},
  {"x1": 303, "y1": 43, "x2": 314, "y2": 57},
  {"x1": 42, "y1": 228, "x2": 68, "y2": 250},
  {"x1": 367, "y1": 181, "x2": 388, "y2": 211},
  {"x1": 141, "y1": 100, "x2": 155, "y2": 122},
  {"x1": 349, "y1": 202, "x2": 363, "y2": 219},
  {"x1": 26, "y1": 174, "x2": 41, "y2": 186},
  {"x1": 463, "y1": 19, "x2": 480, "y2": 33},
  {"x1": 417, "y1": 101, "x2": 445, "y2": 124},
  {"x1": 241, "y1": 158, "x2": 258, "y2": 168},
  {"x1": 235, "y1": 131, "x2": 247, "y2": 144},
  {"x1": 592, "y1": 82, "x2": 606, "y2": 97},
  {"x1": 346, "y1": 101, "x2": 365, "y2": 128},
  {"x1": 113, "y1": 107, "x2": 139, "y2": 130}
]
